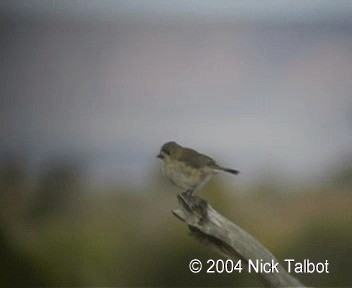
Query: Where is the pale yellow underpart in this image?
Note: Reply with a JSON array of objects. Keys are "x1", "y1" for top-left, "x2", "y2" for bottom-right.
[{"x1": 161, "y1": 156, "x2": 217, "y2": 191}]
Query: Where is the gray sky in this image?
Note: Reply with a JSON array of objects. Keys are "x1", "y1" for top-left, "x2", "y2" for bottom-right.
[
  {"x1": 1, "y1": 1, "x2": 352, "y2": 189},
  {"x1": 2, "y1": 0, "x2": 352, "y2": 23}
]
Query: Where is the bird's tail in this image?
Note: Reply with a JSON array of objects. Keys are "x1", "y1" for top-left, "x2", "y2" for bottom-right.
[
  {"x1": 221, "y1": 167, "x2": 239, "y2": 175},
  {"x1": 212, "y1": 163, "x2": 239, "y2": 175}
]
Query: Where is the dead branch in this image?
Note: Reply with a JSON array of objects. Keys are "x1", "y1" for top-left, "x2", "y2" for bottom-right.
[{"x1": 172, "y1": 193, "x2": 304, "y2": 288}]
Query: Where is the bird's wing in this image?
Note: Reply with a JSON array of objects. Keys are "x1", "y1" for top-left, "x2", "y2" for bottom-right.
[{"x1": 178, "y1": 148, "x2": 215, "y2": 169}]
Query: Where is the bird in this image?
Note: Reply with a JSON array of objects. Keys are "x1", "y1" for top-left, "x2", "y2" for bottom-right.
[{"x1": 157, "y1": 141, "x2": 239, "y2": 195}]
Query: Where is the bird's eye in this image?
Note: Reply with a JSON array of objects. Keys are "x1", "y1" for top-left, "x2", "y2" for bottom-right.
[{"x1": 163, "y1": 149, "x2": 170, "y2": 155}]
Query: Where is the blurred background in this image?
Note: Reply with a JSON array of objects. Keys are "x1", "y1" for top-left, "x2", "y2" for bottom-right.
[{"x1": 1, "y1": 0, "x2": 352, "y2": 286}]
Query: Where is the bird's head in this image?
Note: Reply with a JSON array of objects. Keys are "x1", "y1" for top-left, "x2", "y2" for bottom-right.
[{"x1": 157, "y1": 141, "x2": 181, "y2": 161}]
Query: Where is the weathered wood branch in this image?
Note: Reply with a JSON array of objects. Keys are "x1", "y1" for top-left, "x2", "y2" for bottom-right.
[{"x1": 172, "y1": 193, "x2": 304, "y2": 288}]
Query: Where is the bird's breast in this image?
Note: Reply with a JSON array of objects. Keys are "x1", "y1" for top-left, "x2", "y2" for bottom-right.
[{"x1": 161, "y1": 160, "x2": 213, "y2": 190}]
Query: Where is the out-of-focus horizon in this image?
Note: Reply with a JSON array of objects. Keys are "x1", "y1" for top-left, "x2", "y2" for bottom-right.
[
  {"x1": 1, "y1": 1, "x2": 352, "y2": 287},
  {"x1": 1, "y1": 0, "x2": 352, "y2": 190}
]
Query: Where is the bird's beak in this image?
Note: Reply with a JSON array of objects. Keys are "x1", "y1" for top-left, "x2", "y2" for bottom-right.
[{"x1": 156, "y1": 153, "x2": 163, "y2": 159}]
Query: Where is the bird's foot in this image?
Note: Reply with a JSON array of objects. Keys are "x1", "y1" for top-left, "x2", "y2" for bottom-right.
[
  {"x1": 177, "y1": 192, "x2": 208, "y2": 222},
  {"x1": 183, "y1": 189, "x2": 194, "y2": 196}
]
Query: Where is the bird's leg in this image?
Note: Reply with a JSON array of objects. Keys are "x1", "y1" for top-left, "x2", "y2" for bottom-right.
[
  {"x1": 182, "y1": 189, "x2": 192, "y2": 196},
  {"x1": 187, "y1": 189, "x2": 194, "y2": 196}
]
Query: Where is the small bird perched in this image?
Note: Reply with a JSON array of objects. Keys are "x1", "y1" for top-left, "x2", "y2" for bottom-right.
[{"x1": 157, "y1": 141, "x2": 239, "y2": 195}]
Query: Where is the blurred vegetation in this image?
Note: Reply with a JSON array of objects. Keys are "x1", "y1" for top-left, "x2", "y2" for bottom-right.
[{"x1": 0, "y1": 157, "x2": 351, "y2": 287}]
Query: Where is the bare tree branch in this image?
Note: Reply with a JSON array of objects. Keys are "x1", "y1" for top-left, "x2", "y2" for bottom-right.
[{"x1": 172, "y1": 194, "x2": 304, "y2": 288}]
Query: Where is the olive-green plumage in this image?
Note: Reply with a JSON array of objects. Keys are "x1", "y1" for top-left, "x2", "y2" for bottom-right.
[{"x1": 157, "y1": 141, "x2": 239, "y2": 195}]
